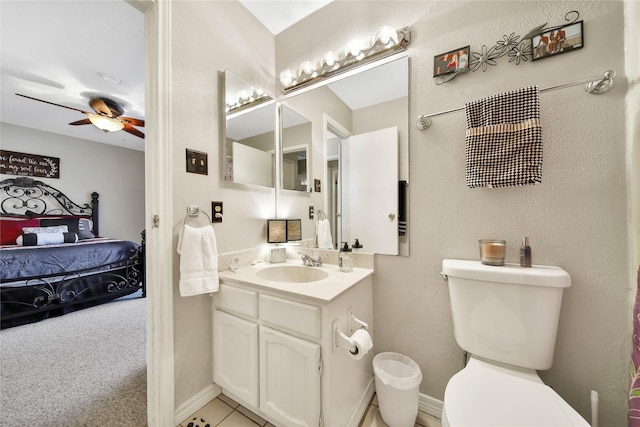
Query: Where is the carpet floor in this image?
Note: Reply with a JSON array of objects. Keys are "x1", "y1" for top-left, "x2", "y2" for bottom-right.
[{"x1": 0, "y1": 296, "x2": 147, "y2": 426}]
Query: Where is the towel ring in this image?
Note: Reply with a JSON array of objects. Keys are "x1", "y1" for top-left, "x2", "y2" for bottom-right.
[{"x1": 183, "y1": 206, "x2": 213, "y2": 226}]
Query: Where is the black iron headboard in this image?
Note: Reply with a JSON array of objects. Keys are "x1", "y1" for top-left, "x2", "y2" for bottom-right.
[{"x1": 0, "y1": 177, "x2": 99, "y2": 236}]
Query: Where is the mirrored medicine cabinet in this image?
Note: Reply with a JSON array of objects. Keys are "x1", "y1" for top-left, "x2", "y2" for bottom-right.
[
  {"x1": 222, "y1": 55, "x2": 409, "y2": 256},
  {"x1": 223, "y1": 70, "x2": 276, "y2": 188}
]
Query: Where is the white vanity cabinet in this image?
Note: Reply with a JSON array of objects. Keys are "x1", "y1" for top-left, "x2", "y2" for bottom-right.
[
  {"x1": 213, "y1": 309, "x2": 259, "y2": 407},
  {"x1": 259, "y1": 325, "x2": 321, "y2": 426},
  {"x1": 213, "y1": 266, "x2": 374, "y2": 427}
]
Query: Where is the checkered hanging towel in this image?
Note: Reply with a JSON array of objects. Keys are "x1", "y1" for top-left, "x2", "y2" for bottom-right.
[{"x1": 465, "y1": 86, "x2": 542, "y2": 188}]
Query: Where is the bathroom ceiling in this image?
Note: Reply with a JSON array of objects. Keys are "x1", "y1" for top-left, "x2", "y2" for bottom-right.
[{"x1": 239, "y1": 0, "x2": 334, "y2": 35}]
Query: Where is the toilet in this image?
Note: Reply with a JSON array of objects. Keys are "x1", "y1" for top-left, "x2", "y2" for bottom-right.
[{"x1": 440, "y1": 259, "x2": 591, "y2": 426}]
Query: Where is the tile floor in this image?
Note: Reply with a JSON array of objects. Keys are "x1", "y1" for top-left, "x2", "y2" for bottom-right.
[{"x1": 179, "y1": 393, "x2": 442, "y2": 427}]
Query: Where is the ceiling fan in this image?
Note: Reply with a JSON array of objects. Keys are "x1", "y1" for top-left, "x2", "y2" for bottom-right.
[{"x1": 15, "y1": 93, "x2": 145, "y2": 139}]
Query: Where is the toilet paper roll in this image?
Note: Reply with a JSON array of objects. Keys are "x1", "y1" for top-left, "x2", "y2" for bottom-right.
[{"x1": 348, "y1": 329, "x2": 373, "y2": 360}]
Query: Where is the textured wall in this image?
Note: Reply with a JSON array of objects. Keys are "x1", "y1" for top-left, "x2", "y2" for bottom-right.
[
  {"x1": 277, "y1": 1, "x2": 629, "y2": 424},
  {"x1": 169, "y1": 0, "x2": 276, "y2": 409}
]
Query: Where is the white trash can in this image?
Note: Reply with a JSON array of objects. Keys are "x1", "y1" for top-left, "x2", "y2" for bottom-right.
[{"x1": 373, "y1": 352, "x2": 422, "y2": 427}]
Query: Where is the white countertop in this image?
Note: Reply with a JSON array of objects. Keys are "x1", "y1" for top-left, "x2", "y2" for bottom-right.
[{"x1": 218, "y1": 261, "x2": 374, "y2": 302}]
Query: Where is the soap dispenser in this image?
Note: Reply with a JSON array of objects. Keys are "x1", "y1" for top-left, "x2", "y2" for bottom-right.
[{"x1": 339, "y1": 242, "x2": 353, "y2": 272}]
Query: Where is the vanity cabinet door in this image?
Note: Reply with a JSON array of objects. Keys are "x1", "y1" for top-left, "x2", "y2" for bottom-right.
[
  {"x1": 214, "y1": 310, "x2": 259, "y2": 407},
  {"x1": 259, "y1": 325, "x2": 321, "y2": 427}
]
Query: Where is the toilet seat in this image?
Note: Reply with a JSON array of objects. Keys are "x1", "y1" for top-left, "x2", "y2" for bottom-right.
[{"x1": 443, "y1": 357, "x2": 590, "y2": 427}]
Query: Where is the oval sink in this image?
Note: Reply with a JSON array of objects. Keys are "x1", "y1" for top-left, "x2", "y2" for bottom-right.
[{"x1": 257, "y1": 265, "x2": 329, "y2": 283}]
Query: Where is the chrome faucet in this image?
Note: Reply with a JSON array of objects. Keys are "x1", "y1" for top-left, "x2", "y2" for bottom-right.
[{"x1": 300, "y1": 252, "x2": 324, "y2": 267}]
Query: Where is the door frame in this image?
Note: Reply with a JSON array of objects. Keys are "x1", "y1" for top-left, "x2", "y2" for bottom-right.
[
  {"x1": 323, "y1": 114, "x2": 351, "y2": 249},
  {"x1": 129, "y1": 0, "x2": 175, "y2": 425}
]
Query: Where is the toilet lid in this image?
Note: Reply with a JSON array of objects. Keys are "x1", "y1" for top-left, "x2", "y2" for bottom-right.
[{"x1": 444, "y1": 361, "x2": 590, "y2": 426}]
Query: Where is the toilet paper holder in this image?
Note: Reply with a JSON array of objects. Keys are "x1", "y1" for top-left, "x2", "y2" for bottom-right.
[
  {"x1": 348, "y1": 309, "x2": 368, "y2": 334},
  {"x1": 334, "y1": 323, "x2": 360, "y2": 355},
  {"x1": 333, "y1": 311, "x2": 369, "y2": 355}
]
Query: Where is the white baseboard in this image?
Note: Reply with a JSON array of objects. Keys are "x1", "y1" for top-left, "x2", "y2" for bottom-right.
[
  {"x1": 174, "y1": 383, "x2": 444, "y2": 425},
  {"x1": 347, "y1": 377, "x2": 376, "y2": 427},
  {"x1": 418, "y1": 392, "x2": 443, "y2": 419},
  {"x1": 174, "y1": 383, "x2": 221, "y2": 425}
]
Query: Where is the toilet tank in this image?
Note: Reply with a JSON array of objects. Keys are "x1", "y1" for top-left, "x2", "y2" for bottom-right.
[{"x1": 442, "y1": 259, "x2": 571, "y2": 370}]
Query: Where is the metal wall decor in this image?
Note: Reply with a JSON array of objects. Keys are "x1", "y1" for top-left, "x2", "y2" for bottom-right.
[{"x1": 436, "y1": 11, "x2": 583, "y2": 85}]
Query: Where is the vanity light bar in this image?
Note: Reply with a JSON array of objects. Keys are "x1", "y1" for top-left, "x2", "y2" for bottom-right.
[
  {"x1": 226, "y1": 89, "x2": 272, "y2": 114},
  {"x1": 280, "y1": 26, "x2": 411, "y2": 93}
]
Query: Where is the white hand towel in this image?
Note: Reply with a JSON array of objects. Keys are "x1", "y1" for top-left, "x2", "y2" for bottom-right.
[
  {"x1": 317, "y1": 218, "x2": 334, "y2": 249},
  {"x1": 176, "y1": 224, "x2": 219, "y2": 296}
]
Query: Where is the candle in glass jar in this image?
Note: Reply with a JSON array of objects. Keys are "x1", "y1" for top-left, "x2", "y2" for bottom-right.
[{"x1": 479, "y1": 239, "x2": 506, "y2": 266}]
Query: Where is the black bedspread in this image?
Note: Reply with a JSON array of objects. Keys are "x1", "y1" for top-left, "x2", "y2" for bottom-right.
[
  {"x1": 1, "y1": 238, "x2": 139, "y2": 283},
  {"x1": 1, "y1": 238, "x2": 144, "y2": 329}
]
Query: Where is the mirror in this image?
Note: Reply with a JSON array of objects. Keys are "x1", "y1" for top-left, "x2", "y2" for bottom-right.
[
  {"x1": 280, "y1": 56, "x2": 409, "y2": 255},
  {"x1": 281, "y1": 105, "x2": 311, "y2": 192},
  {"x1": 224, "y1": 70, "x2": 275, "y2": 187}
]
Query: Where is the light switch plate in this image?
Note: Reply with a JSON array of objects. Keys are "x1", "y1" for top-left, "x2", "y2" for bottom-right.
[{"x1": 186, "y1": 149, "x2": 208, "y2": 175}]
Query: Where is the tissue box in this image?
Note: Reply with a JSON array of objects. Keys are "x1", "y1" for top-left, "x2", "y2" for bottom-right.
[{"x1": 269, "y1": 247, "x2": 286, "y2": 263}]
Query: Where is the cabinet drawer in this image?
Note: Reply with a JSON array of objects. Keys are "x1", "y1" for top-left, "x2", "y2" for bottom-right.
[
  {"x1": 215, "y1": 284, "x2": 257, "y2": 318},
  {"x1": 259, "y1": 294, "x2": 320, "y2": 339}
]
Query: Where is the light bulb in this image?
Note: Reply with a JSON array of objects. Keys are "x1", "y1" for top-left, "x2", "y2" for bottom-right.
[
  {"x1": 299, "y1": 61, "x2": 317, "y2": 75},
  {"x1": 280, "y1": 69, "x2": 296, "y2": 88},
  {"x1": 323, "y1": 51, "x2": 336, "y2": 67},
  {"x1": 346, "y1": 39, "x2": 363, "y2": 57},
  {"x1": 373, "y1": 26, "x2": 398, "y2": 46}
]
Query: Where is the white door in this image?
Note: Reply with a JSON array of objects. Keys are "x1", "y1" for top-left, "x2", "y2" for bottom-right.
[
  {"x1": 259, "y1": 326, "x2": 321, "y2": 427},
  {"x1": 345, "y1": 126, "x2": 398, "y2": 255},
  {"x1": 213, "y1": 310, "x2": 259, "y2": 407}
]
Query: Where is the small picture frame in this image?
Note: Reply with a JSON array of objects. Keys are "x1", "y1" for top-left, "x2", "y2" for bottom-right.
[
  {"x1": 531, "y1": 21, "x2": 583, "y2": 61},
  {"x1": 433, "y1": 46, "x2": 470, "y2": 77}
]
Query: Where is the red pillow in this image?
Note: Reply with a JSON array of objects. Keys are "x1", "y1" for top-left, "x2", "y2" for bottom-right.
[{"x1": 1, "y1": 218, "x2": 40, "y2": 245}]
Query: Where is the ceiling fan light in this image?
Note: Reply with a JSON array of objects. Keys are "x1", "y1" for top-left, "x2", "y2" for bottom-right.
[{"x1": 88, "y1": 114, "x2": 124, "y2": 132}]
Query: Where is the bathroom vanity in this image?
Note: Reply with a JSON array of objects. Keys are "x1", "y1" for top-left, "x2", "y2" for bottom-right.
[{"x1": 213, "y1": 260, "x2": 374, "y2": 427}]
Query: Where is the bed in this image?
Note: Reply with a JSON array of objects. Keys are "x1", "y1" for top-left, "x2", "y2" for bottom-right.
[{"x1": 0, "y1": 177, "x2": 145, "y2": 329}]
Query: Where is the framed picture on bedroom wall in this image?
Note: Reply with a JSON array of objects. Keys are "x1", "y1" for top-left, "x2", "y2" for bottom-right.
[
  {"x1": 531, "y1": 21, "x2": 584, "y2": 61},
  {"x1": 433, "y1": 46, "x2": 470, "y2": 77},
  {"x1": 0, "y1": 150, "x2": 60, "y2": 179}
]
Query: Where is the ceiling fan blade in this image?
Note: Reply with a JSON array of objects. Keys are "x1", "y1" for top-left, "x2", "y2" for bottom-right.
[
  {"x1": 16, "y1": 93, "x2": 91, "y2": 114},
  {"x1": 68, "y1": 118, "x2": 93, "y2": 126},
  {"x1": 123, "y1": 124, "x2": 145, "y2": 139},
  {"x1": 119, "y1": 116, "x2": 145, "y2": 127},
  {"x1": 89, "y1": 98, "x2": 113, "y2": 117}
]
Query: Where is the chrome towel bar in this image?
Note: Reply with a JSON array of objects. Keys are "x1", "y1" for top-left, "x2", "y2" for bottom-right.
[{"x1": 416, "y1": 70, "x2": 615, "y2": 130}]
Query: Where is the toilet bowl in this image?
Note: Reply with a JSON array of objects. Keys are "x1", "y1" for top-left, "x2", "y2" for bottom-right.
[
  {"x1": 441, "y1": 259, "x2": 590, "y2": 427},
  {"x1": 441, "y1": 357, "x2": 590, "y2": 427}
]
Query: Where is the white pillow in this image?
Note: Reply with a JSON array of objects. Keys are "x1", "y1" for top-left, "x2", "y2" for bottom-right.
[
  {"x1": 22, "y1": 225, "x2": 69, "y2": 234},
  {"x1": 16, "y1": 232, "x2": 78, "y2": 246}
]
